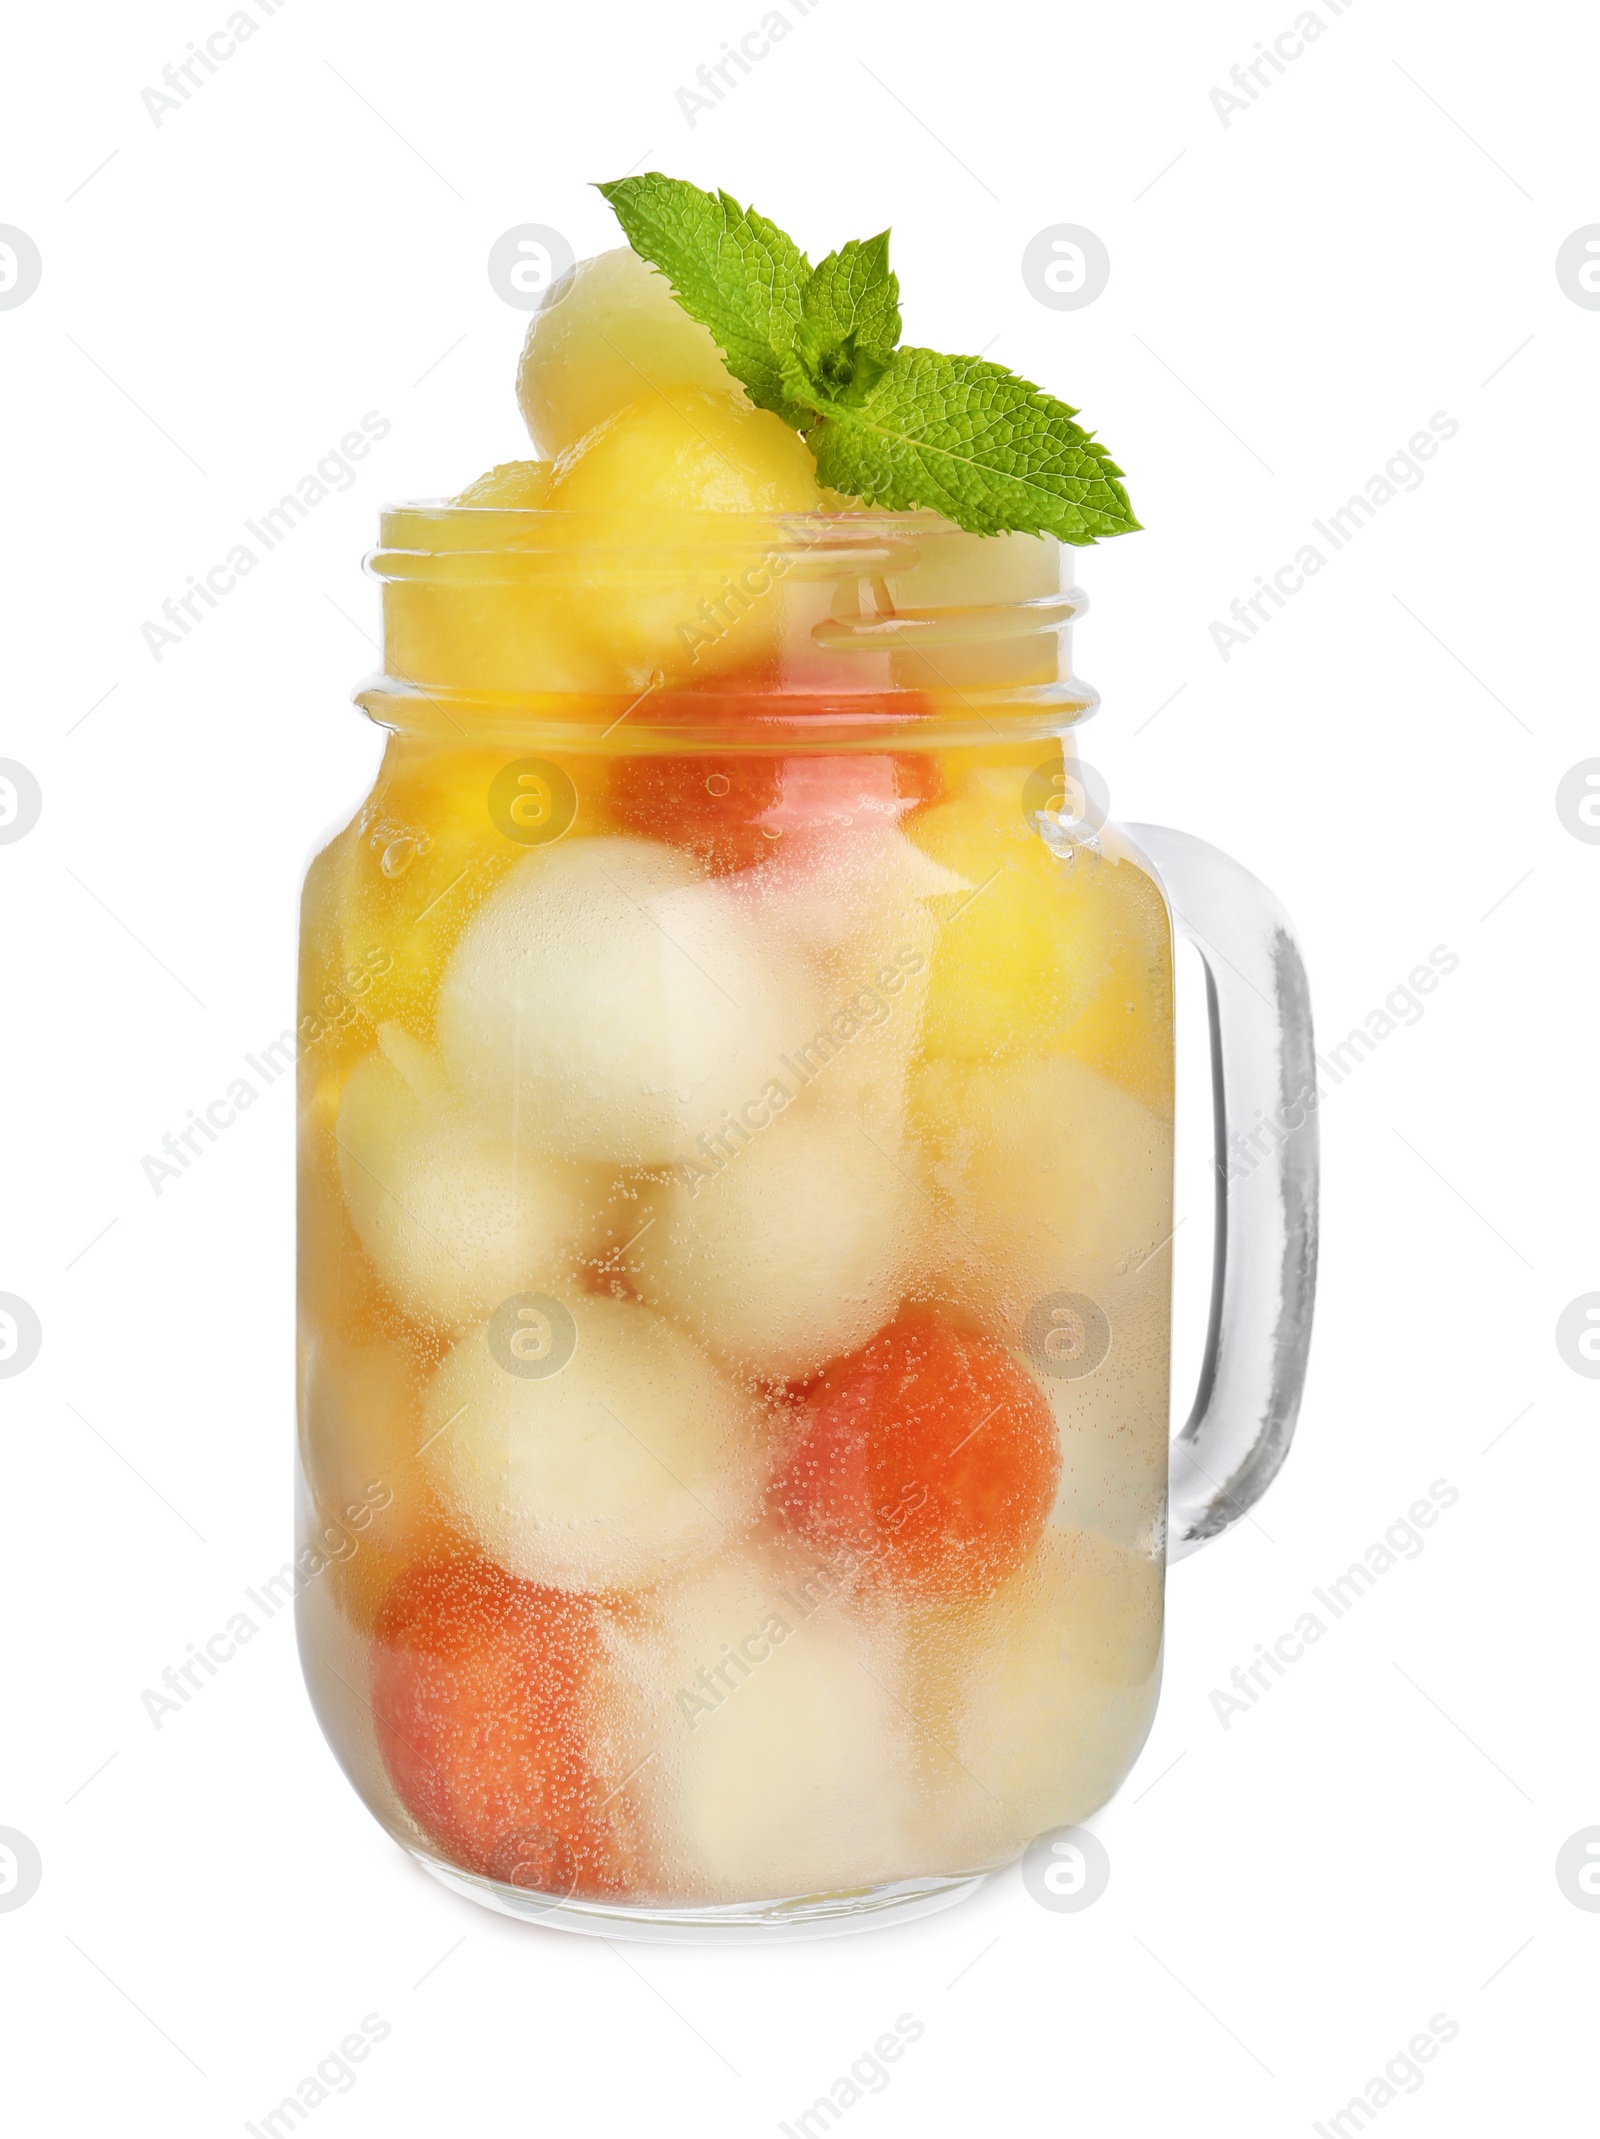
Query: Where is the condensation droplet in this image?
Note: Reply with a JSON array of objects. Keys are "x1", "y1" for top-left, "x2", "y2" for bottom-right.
[{"x1": 380, "y1": 834, "x2": 425, "y2": 878}]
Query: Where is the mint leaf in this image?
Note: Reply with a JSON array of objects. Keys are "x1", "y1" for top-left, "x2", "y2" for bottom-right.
[
  {"x1": 802, "y1": 233, "x2": 901, "y2": 360},
  {"x1": 786, "y1": 322, "x2": 892, "y2": 411},
  {"x1": 595, "y1": 173, "x2": 811, "y2": 423},
  {"x1": 595, "y1": 173, "x2": 1141, "y2": 541},
  {"x1": 786, "y1": 233, "x2": 901, "y2": 408},
  {"x1": 802, "y1": 348, "x2": 1139, "y2": 545}
]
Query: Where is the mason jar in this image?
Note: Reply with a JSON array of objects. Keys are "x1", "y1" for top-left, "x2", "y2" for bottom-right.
[{"x1": 295, "y1": 502, "x2": 1317, "y2": 1939}]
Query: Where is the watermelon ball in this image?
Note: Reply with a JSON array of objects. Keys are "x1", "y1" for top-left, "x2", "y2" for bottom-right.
[
  {"x1": 369, "y1": 1556, "x2": 632, "y2": 1898},
  {"x1": 772, "y1": 1308, "x2": 1060, "y2": 1602},
  {"x1": 607, "y1": 748, "x2": 943, "y2": 879}
]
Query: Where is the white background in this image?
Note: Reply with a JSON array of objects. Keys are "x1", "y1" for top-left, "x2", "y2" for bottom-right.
[{"x1": 2, "y1": 0, "x2": 1595, "y2": 2131}]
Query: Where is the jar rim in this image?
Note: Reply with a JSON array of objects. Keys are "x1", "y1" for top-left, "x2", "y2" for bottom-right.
[
  {"x1": 371, "y1": 501, "x2": 1075, "y2": 570},
  {"x1": 364, "y1": 502, "x2": 1090, "y2": 742}
]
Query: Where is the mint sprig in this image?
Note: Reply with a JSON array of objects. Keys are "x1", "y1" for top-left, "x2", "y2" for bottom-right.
[{"x1": 596, "y1": 173, "x2": 1139, "y2": 544}]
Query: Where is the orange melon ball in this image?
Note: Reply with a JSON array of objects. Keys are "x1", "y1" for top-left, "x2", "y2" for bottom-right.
[
  {"x1": 772, "y1": 1308, "x2": 1059, "y2": 1601},
  {"x1": 369, "y1": 1556, "x2": 635, "y2": 1897}
]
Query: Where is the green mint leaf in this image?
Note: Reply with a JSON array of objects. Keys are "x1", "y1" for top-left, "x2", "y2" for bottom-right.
[
  {"x1": 595, "y1": 174, "x2": 1141, "y2": 540},
  {"x1": 787, "y1": 322, "x2": 893, "y2": 408},
  {"x1": 802, "y1": 348, "x2": 1140, "y2": 544},
  {"x1": 595, "y1": 172, "x2": 811, "y2": 423},
  {"x1": 801, "y1": 233, "x2": 902, "y2": 360},
  {"x1": 786, "y1": 232, "x2": 902, "y2": 407}
]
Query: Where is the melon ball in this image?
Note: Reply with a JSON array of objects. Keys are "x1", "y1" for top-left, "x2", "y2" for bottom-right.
[
  {"x1": 551, "y1": 382, "x2": 825, "y2": 519},
  {"x1": 1046, "y1": 830, "x2": 1174, "y2": 1115},
  {"x1": 551, "y1": 383, "x2": 820, "y2": 516},
  {"x1": 1043, "y1": 1282, "x2": 1171, "y2": 1553},
  {"x1": 298, "y1": 1332, "x2": 462, "y2": 1633},
  {"x1": 912, "y1": 1052, "x2": 1173, "y2": 1332},
  {"x1": 332, "y1": 744, "x2": 521, "y2": 1043},
  {"x1": 419, "y1": 1294, "x2": 767, "y2": 1593},
  {"x1": 369, "y1": 1555, "x2": 638, "y2": 1896},
  {"x1": 772, "y1": 1307, "x2": 1059, "y2": 1602},
  {"x1": 606, "y1": 749, "x2": 942, "y2": 881},
  {"x1": 729, "y1": 817, "x2": 962, "y2": 1143},
  {"x1": 381, "y1": 570, "x2": 623, "y2": 698},
  {"x1": 548, "y1": 384, "x2": 822, "y2": 688},
  {"x1": 911, "y1": 1526, "x2": 1162, "y2": 1869},
  {"x1": 886, "y1": 528, "x2": 1063, "y2": 612},
  {"x1": 435, "y1": 836, "x2": 819, "y2": 1168},
  {"x1": 336, "y1": 1030, "x2": 609, "y2": 1328},
  {"x1": 517, "y1": 247, "x2": 740, "y2": 458},
  {"x1": 905, "y1": 768, "x2": 1120, "y2": 1061},
  {"x1": 453, "y1": 459, "x2": 555, "y2": 507},
  {"x1": 739, "y1": 811, "x2": 962, "y2": 986},
  {"x1": 881, "y1": 530, "x2": 1065, "y2": 692},
  {"x1": 298, "y1": 1333, "x2": 440, "y2": 1559},
  {"x1": 595, "y1": 1543, "x2": 918, "y2": 1901},
  {"x1": 629, "y1": 1097, "x2": 916, "y2": 1383},
  {"x1": 300, "y1": 820, "x2": 376, "y2": 1087},
  {"x1": 296, "y1": 970, "x2": 406, "y2": 1355}
]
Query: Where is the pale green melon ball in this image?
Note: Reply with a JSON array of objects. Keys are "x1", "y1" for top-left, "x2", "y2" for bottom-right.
[{"x1": 516, "y1": 246, "x2": 742, "y2": 457}]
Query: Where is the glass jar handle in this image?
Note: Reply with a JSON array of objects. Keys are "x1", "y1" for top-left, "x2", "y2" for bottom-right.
[{"x1": 1126, "y1": 825, "x2": 1319, "y2": 1561}]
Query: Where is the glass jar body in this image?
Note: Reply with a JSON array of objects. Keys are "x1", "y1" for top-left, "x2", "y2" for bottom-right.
[{"x1": 295, "y1": 515, "x2": 1176, "y2": 1934}]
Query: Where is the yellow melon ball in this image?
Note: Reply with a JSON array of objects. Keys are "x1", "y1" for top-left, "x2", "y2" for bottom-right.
[
  {"x1": 419, "y1": 1294, "x2": 767, "y2": 1594},
  {"x1": 379, "y1": 493, "x2": 620, "y2": 697},
  {"x1": 910, "y1": 1526, "x2": 1163, "y2": 1870},
  {"x1": 382, "y1": 576, "x2": 624, "y2": 699},
  {"x1": 1052, "y1": 836, "x2": 1174, "y2": 1116},
  {"x1": 902, "y1": 760, "x2": 1173, "y2": 1106},
  {"x1": 548, "y1": 385, "x2": 822, "y2": 688},
  {"x1": 594, "y1": 1543, "x2": 918, "y2": 1901},
  {"x1": 299, "y1": 824, "x2": 381, "y2": 1086},
  {"x1": 299, "y1": 1101, "x2": 405, "y2": 1355},
  {"x1": 333, "y1": 744, "x2": 575, "y2": 1042},
  {"x1": 452, "y1": 459, "x2": 555, "y2": 507},
  {"x1": 911, "y1": 1052, "x2": 1173, "y2": 1334},
  {"x1": 905, "y1": 768, "x2": 1120, "y2": 1060},
  {"x1": 517, "y1": 247, "x2": 741, "y2": 458},
  {"x1": 552, "y1": 383, "x2": 819, "y2": 516}
]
